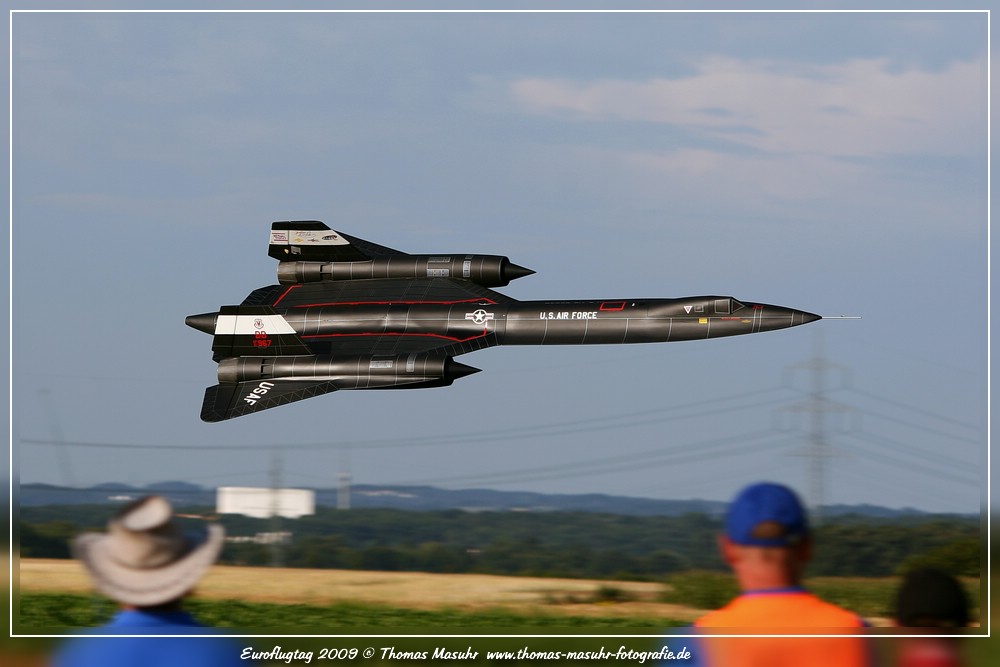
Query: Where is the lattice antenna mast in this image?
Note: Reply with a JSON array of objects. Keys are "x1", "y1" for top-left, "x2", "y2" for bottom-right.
[
  {"x1": 38, "y1": 388, "x2": 77, "y2": 488},
  {"x1": 783, "y1": 331, "x2": 853, "y2": 525},
  {"x1": 338, "y1": 445, "x2": 352, "y2": 511},
  {"x1": 269, "y1": 449, "x2": 283, "y2": 567}
]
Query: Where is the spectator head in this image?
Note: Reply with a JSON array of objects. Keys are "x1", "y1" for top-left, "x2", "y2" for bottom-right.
[
  {"x1": 725, "y1": 482, "x2": 810, "y2": 548},
  {"x1": 895, "y1": 568, "x2": 970, "y2": 628},
  {"x1": 72, "y1": 495, "x2": 225, "y2": 607}
]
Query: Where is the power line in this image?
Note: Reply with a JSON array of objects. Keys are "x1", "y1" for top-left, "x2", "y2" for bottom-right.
[
  {"x1": 835, "y1": 386, "x2": 982, "y2": 434},
  {"x1": 21, "y1": 341, "x2": 984, "y2": 513},
  {"x1": 18, "y1": 385, "x2": 799, "y2": 453},
  {"x1": 384, "y1": 431, "x2": 798, "y2": 487},
  {"x1": 837, "y1": 435, "x2": 979, "y2": 486},
  {"x1": 844, "y1": 429, "x2": 979, "y2": 475},
  {"x1": 843, "y1": 405, "x2": 981, "y2": 446}
]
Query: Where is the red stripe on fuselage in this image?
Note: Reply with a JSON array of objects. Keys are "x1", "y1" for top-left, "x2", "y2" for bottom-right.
[
  {"x1": 291, "y1": 298, "x2": 497, "y2": 308},
  {"x1": 272, "y1": 284, "x2": 303, "y2": 306}
]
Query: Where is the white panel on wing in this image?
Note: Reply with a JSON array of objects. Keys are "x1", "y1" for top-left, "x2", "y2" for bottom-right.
[{"x1": 215, "y1": 314, "x2": 296, "y2": 335}]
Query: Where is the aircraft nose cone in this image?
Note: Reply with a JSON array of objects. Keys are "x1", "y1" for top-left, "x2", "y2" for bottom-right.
[
  {"x1": 185, "y1": 312, "x2": 218, "y2": 334},
  {"x1": 758, "y1": 305, "x2": 821, "y2": 330}
]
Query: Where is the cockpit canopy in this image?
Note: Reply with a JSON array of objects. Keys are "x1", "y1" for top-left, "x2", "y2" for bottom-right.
[
  {"x1": 713, "y1": 297, "x2": 747, "y2": 315},
  {"x1": 677, "y1": 297, "x2": 747, "y2": 315},
  {"x1": 647, "y1": 297, "x2": 750, "y2": 319}
]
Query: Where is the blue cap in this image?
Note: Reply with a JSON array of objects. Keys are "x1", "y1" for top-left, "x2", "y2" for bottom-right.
[{"x1": 725, "y1": 482, "x2": 809, "y2": 547}]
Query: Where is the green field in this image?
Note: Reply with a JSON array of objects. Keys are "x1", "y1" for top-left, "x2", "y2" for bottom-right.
[
  {"x1": 659, "y1": 571, "x2": 982, "y2": 622},
  {"x1": 18, "y1": 574, "x2": 983, "y2": 634},
  {"x1": 11, "y1": 554, "x2": 990, "y2": 666},
  {"x1": 13, "y1": 591, "x2": 994, "y2": 667},
  {"x1": 16, "y1": 591, "x2": 685, "y2": 633}
]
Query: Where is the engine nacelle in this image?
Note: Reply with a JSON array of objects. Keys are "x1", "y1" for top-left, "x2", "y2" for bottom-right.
[
  {"x1": 277, "y1": 255, "x2": 533, "y2": 287},
  {"x1": 217, "y1": 354, "x2": 480, "y2": 390}
]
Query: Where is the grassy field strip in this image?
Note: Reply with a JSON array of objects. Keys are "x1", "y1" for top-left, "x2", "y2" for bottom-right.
[{"x1": 18, "y1": 558, "x2": 703, "y2": 621}]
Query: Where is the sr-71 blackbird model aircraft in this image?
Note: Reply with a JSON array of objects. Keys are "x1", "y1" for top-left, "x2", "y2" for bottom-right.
[{"x1": 187, "y1": 221, "x2": 823, "y2": 422}]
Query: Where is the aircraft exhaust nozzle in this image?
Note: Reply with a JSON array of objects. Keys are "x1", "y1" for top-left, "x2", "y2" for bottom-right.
[
  {"x1": 502, "y1": 262, "x2": 535, "y2": 282},
  {"x1": 445, "y1": 359, "x2": 481, "y2": 380}
]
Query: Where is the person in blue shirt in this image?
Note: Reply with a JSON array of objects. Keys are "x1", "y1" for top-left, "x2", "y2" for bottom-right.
[{"x1": 52, "y1": 495, "x2": 250, "y2": 667}]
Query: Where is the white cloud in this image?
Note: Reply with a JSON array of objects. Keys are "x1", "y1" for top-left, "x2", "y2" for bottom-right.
[
  {"x1": 475, "y1": 55, "x2": 987, "y2": 238},
  {"x1": 506, "y1": 56, "x2": 984, "y2": 159}
]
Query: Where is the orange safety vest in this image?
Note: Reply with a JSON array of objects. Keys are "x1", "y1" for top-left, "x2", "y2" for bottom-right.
[{"x1": 693, "y1": 589, "x2": 871, "y2": 667}]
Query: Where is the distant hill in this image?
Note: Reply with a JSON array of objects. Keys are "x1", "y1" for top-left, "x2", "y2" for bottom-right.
[{"x1": 18, "y1": 481, "x2": 947, "y2": 518}]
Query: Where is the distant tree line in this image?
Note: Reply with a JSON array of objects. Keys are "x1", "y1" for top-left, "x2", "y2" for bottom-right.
[{"x1": 18, "y1": 505, "x2": 980, "y2": 580}]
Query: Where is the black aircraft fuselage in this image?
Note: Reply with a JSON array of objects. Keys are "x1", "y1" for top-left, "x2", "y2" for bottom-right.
[
  {"x1": 187, "y1": 221, "x2": 821, "y2": 422},
  {"x1": 188, "y1": 297, "x2": 813, "y2": 347}
]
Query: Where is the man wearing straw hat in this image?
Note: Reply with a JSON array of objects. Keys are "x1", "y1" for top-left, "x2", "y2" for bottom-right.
[{"x1": 53, "y1": 495, "x2": 249, "y2": 666}]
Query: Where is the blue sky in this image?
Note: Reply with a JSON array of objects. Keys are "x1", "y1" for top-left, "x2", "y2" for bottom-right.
[{"x1": 7, "y1": 9, "x2": 989, "y2": 514}]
